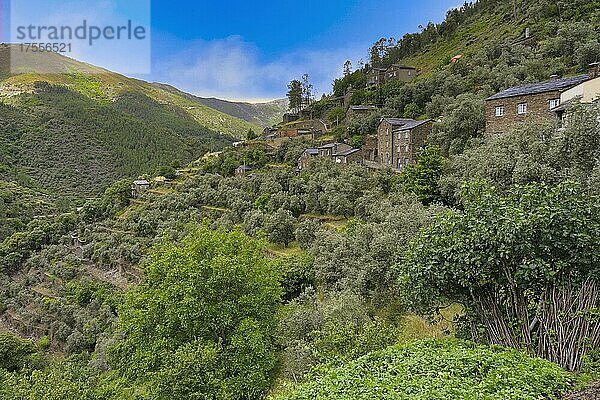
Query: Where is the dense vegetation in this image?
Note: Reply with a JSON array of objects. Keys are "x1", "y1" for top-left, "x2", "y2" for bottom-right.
[
  {"x1": 274, "y1": 340, "x2": 569, "y2": 400},
  {"x1": 0, "y1": 82, "x2": 232, "y2": 197},
  {"x1": 0, "y1": 0, "x2": 599, "y2": 398}
]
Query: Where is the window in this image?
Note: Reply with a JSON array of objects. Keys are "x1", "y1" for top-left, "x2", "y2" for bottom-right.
[
  {"x1": 495, "y1": 106, "x2": 504, "y2": 117},
  {"x1": 549, "y1": 98, "x2": 560, "y2": 109},
  {"x1": 404, "y1": 131, "x2": 409, "y2": 139},
  {"x1": 397, "y1": 132, "x2": 401, "y2": 140},
  {"x1": 517, "y1": 103, "x2": 527, "y2": 115},
  {"x1": 405, "y1": 144, "x2": 410, "y2": 152}
]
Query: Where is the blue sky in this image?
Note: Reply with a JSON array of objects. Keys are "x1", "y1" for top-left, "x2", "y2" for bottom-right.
[{"x1": 5, "y1": 0, "x2": 460, "y2": 101}]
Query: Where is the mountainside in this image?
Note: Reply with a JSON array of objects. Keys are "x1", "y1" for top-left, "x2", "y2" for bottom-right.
[
  {"x1": 1, "y1": 1, "x2": 600, "y2": 399},
  {"x1": 153, "y1": 83, "x2": 288, "y2": 127},
  {"x1": 0, "y1": 47, "x2": 263, "y2": 198}
]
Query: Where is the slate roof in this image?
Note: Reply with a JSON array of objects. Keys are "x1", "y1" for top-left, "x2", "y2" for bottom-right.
[
  {"x1": 350, "y1": 105, "x2": 377, "y2": 111},
  {"x1": 334, "y1": 148, "x2": 361, "y2": 157},
  {"x1": 318, "y1": 143, "x2": 337, "y2": 149},
  {"x1": 486, "y1": 75, "x2": 590, "y2": 101},
  {"x1": 383, "y1": 118, "x2": 432, "y2": 130},
  {"x1": 304, "y1": 148, "x2": 319, "y2": 155},
  {"x1": 237, "y1": 165, "x2": 252, "y2": 171},
  {"x1": 133, "y1": 179, "x2": 150, "y2": 186},
  {"x1": 390, "y1": 64, "x2": 416, "y2": 69}
]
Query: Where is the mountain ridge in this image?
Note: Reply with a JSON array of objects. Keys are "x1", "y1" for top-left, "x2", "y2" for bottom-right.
[{"x1": 150, "y1": 82, "x2": 287, "y2": 128}]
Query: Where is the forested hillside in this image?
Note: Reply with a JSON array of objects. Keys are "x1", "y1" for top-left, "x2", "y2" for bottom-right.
[
  {"x1": 324, "y1": 0, "x2": 600, "y2": 155},
  {"x1": 153, "y1": 83, "x2": 288, "y2": 127},
  {"x1": 0, "y1": 0, "x2": 599, "y2": 399},
  {"x1": 0, "y1": 46, "x2": 262, "y2": 235}
]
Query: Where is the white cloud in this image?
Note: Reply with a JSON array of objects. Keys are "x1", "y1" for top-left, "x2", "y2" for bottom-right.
[{"x1": 153, "y1": 36, "x2": 367, "y2": 102}]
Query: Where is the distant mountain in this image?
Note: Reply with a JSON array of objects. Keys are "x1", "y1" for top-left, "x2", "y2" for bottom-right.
[
  {"x1": 152, "y1": 83, "x2": 288, "y2": 128},
  {"x1": 0, "y1": 47, "x2": 262, "y2": 197}
]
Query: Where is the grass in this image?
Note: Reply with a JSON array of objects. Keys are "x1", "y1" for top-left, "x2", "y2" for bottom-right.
[{"x1": 266, "y1": 242, "x2": 305, "y2": 257}]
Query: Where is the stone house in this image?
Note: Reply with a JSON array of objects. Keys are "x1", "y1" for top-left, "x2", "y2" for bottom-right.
[
  {"x1": 235, "y1": 165, "x2": 252, "y2": 176},
  {"x1": 131, "y1": 179, "x2": 150, "y2": 198},
  {"x1": 297, "y1": 143, "x2": 359, "y2": 171},
  {"x1": 385, "y1": 64, "x2": 418, "y2": 82},
  {"x1": 334, "y1": 148, "x2": 362, "y2": 165},
  {"x1": 485, "y1": 74, "x2": 591, "y2": 135},
  {"x1": 361, "y1": 135, "x2": 379, "y2": 163},
  {"x1": 377, "y1": 118, "x2": 433, "y2": 171},
  {"x1": 283, "y1": 113, "x2": 300, "y2": 124},
  {"x1": 366, "y1": 68, "x2": 387, "y2": 86},
  {"x1": 297, "y1": 148, "x2": 319, "y2": 171},
  {"x1": 318, "y1": 143, "x2": 353, "y2": 158}
]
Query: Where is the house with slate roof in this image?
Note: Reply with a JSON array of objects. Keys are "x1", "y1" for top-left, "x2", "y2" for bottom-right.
[
  {"x1": 297, "y1": 143, "x2": 363, "y2": 171},
  {"x1": 334, "y1": 148, "x2": 362, "y2": 165},
  {"x1": 385, "y1": 64, "x2": 418, "y2": 82},
  {"x1": 131, "y1": 179, "x2": 150, "y2": 198},
  {"x1": 366, "y1": 68, "x2": 387, "y2": 87},
  {"x1": 485, "y1": 74, "x2": 591, "y2": 134},
  {"x1": 377, "y1": 118, "x2": 433, "y2": 170},
  {"x1": 297, "y1": 148, "x2": 319, "y2": 171}
]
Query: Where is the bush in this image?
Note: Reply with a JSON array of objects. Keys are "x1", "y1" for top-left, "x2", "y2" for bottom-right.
[
  {"x1": 111, "y1": 225, "x2": 282, "y2": 399},
  {"x1": 273, "y1": 340, "x2": 570, "y2": 400},
  {"x1": 0, "y1": 333, "x2": 39, "y2": 372}
]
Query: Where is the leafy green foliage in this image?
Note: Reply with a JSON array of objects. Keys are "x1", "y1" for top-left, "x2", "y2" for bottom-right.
[
  {"x1": 332, "y1": 70, "x2": 366, "y2": 97},
  {"x1": 273, "y1": 340, "x2": 570, "y2": 400},
  {"x1": 112, "y1": 225, "x2": 282, "y2": 399},
  {"x1": 397, "y1": 146, "x2": 446, "y2": 204},
  {"x1": 278, "y1": 289, "x2": 403, "y2": 381},
  {"x1": 401, "y1": 181, "x2": 600, "y2": 370},
  {"x1": 265, "y1": 208, "x2": 296, "y2": 247},
  {"x1": 0, "y1": 333, "x2": 40, "y2": 372}
]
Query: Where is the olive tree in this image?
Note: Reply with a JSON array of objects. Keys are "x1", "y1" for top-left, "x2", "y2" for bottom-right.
[{"x1": 265, "y1": 208, "x2": 296, "y2": 247}]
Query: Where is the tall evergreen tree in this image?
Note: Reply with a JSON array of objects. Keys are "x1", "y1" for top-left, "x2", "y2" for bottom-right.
[{"x1": 287, "y1": 80, "x2": 303, "y2": 114}]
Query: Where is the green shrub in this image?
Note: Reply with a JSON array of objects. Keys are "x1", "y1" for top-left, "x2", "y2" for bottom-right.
[{"x1": 273, "y1": 340, "x2": 570, "y2": 400}]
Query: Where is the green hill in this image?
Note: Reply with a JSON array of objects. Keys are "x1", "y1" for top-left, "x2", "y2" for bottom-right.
[
  {"x1": 0, "y1": 1, "x2": 598, "y2": 399},
  {"x1": 329, "y1": 0, "x2": 599, "y2": 156},
  {"x1": 0, "y1": 46, "x2": 264, "y2": 198},
  {"x1": 152, "y1": 83, "x2": 288, "y2": 127}
]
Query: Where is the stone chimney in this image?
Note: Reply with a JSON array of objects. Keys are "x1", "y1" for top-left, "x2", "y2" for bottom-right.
[{"x1": 589, "y1": 62, "x2": 599, "y2": 79}]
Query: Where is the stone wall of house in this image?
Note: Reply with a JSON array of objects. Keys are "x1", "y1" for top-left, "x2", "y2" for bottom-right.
[
  {"x1": 386, "y1": 66, "x2": 417, "y2": 82},
  {"x1": 485, "y1": 90, "x2": 561, "y2": 134},
  {"x1": 335, "y1": 150, "x2": 363, "y2": 165},
  {"x1": 362, "y1": 136, "x2": 378, "y2": 162},
  {"x1": 377, "y1": 120, "x2": 394, "y2": 167},
  {"x1": 377, "y1": 120, "x2": 432, "y2": 169},
  {"x1": 391, "y1": 122, "x2": 432, "y2": 169}
]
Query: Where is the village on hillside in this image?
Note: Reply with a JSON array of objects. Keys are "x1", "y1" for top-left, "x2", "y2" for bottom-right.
[{"x1": 230, "y1": 48, "x2": 600, "y2": 176}]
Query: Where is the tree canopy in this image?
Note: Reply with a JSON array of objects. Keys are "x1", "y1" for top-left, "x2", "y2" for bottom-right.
[{"x1": 111, "y1": 225, "x2": 282, "y2": 399}]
